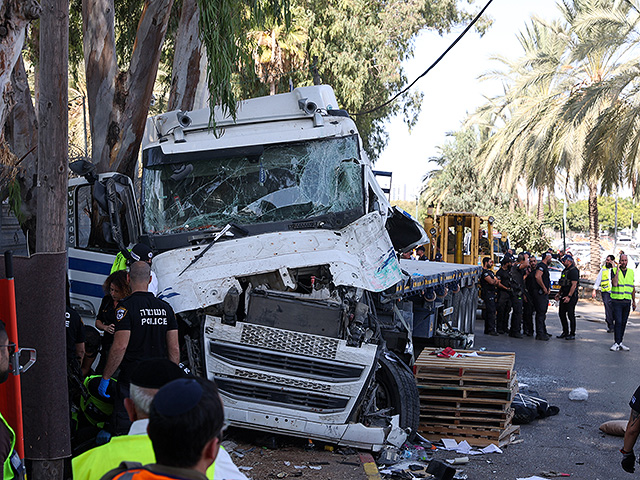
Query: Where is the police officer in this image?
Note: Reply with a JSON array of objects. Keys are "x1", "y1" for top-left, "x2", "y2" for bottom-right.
[
  {"x1": 0, "y1": 322, "x2": 24, "y2": 479},
  {"x1": 480, "y1": 257, "x2": 499, "y2": 336},
  {"x1": 496, "y1": 254, "x2": 514, "y2": 334},
  {"x1": 611, "y1": 254, "x2": 636, "y2": 352},
  {"x1": 522, "y1": 254, "x2": 536, "y2": 336},
  {"x1": 532, "y1": 252, "x2": 552, "y2": 340},
  {"x1": 592, "y1": 255, "x2": 615, "y2": 333},
  {"x1": 98, "y1": 261, "x2": 180, "y2": 435},
  {"x1": 509, "y1": 252, "x2": 529, "y2": 338},
  {"x1": 555, "y1": 254, "x2": 580, "y2": 340}
]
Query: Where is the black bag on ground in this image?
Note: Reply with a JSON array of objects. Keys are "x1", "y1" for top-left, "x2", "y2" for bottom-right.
[{"x1": 512, "y1": 392, "x2": 560, "y2": 424}]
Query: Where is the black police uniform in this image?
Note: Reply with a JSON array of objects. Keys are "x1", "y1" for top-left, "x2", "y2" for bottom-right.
[
  {"x1": 496, "y1": 266, "x2": 512, "y2": 334},
  {"x1": 66, "y1": 305, "x2": 85, "y2": 365},
  {"x1": 523, "y1": 265, "x2": 535, "y2": 336},
  {"x1": 111, "y1": 291, "x2": 178, "y2": 434},
  {"x1": 532, "y1": 261, "x2": 551, "y2": 339},
  {"x1": 558, "y1": 263, "x2": 580, "y2": 338},
  {"x1": 96, "y1": 295, "x2": 117, "y2": 374},
  {"x1": 480, "y1": 268, "x2": 498, "y2": 335},
  {"x1": 509, "y1": 264, "x2": 526, "y2": 337}
]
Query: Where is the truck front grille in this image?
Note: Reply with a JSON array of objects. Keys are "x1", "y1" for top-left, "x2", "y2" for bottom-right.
[
  {"x1": 240, "y1": 323, "x2": 339, "y2": 359},
  {"x1": 210, "y1": 342, "x2": 364, "y2": 381},
  {"x1": 215, "y1": 377, "x2": 350, "y2": 412}
]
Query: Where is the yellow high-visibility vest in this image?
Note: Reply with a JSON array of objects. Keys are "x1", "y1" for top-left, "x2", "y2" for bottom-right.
[
  {"x1": 601, "y1": 268, "x2": 611, "y2": 293},
  {"x1": 72, "y1": 434, "x2": 216, "y2": 480},
  {"x1": 611, "y1": 268, "x2": 634, "y2": 301}
]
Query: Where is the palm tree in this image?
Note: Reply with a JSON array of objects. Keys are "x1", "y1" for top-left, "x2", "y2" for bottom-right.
[{"x1": 474, "y1": 0, "x2": 640, "y2": 273}]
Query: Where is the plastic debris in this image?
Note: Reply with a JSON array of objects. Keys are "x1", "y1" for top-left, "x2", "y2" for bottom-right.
[
  {"x1": 237, "y1": 466, "x2": 253, "y2": 471},
  {"x1": 446, "y1": 456, "x2": 469, "y2": 465},
  {"x1": 309, "y1": 466, "x2": 322, "y2": 470},
  {"x1": 568, "y1": 387, "x2": 589, "y2": 401}
]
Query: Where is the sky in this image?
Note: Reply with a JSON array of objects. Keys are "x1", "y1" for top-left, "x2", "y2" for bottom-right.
[{"x1": 374, "y1": 0, "x2": 561, "y2": 202}]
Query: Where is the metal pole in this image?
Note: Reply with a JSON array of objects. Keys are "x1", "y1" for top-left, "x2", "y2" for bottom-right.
[
  {"x1": 82, "y1": 95, "x2": 88, "y2": 158},
  {"x1": 563, "y1": 193, "x2": 567, "y2": 252},
  {"x1": 614, "y1": 193, "x2": 619, "y2": 254}
]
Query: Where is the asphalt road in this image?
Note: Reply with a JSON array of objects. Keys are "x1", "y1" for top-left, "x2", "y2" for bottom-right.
[{"x1": 441, "y1": 298, "x2": 640, "y2": 480}]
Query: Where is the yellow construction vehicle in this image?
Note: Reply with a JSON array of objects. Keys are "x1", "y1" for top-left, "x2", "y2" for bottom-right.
[{"x1": 423, "y1": 211, "x2": 507, "y2": 265}]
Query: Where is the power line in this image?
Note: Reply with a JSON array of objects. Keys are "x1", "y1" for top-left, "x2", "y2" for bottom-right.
[{"x1": 353, "y1": 0, "x2": 495, "y2": 116}]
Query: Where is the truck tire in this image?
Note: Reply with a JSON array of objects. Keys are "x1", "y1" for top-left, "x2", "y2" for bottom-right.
[{"x1": 376, "y1": 353, "x2": 420, "y2": 436}]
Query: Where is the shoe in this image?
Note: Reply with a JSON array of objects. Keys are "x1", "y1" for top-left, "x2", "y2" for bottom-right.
[
  {"x1": 523, "y1": 332, "x2": 533, "y2": 337},
  {"x1": 610, "y1": 343, "x2": 620, "y2": 351},
  {"x1": 556, "y1": 333, "x2": 568, "y2": 339},
  {"x1": 536, "y1": 335, "x2": 550, "y2": 341},
  {"x1": 607, "y1": 328, "x2": 614, "y2": 333},
  {"x1": 509, "y1": 332, "x2": 523, "y2": 338},
  {"x1": 565, "y1": 335, "x2": 575, "y2": 340},
  {"x1": 619, "y1": 343, "x2": 630, "y2": 351},
  {"x1": 487, "y1": 331, "x2": 499, "y2": 336},
  {"x1": 497, "y1": 330, "x2": 506, "y2": 335}
]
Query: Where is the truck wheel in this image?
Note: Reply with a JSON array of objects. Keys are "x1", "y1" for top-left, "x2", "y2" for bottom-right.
[{"x1": 375, "y1": 353, "x2": 420, "y2": 436}]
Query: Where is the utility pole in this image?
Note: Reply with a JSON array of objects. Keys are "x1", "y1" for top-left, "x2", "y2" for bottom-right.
[{"x1": 32, "y1": 0, "x2": 70, "y2": 477}]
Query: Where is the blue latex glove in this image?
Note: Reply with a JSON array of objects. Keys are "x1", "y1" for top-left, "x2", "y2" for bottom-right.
[{"x1": 98, "y1": 378, "x2": 110, "y2": 398}]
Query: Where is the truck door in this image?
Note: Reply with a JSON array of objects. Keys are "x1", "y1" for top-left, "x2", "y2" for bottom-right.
[{"x1": 67, "y1": 173, "x2": 140, "y2": 321}]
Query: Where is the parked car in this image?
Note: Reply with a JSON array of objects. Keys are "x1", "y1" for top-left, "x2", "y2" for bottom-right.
[{"x1": 549, "y1": 258, "x2": 563, "y2": 294}]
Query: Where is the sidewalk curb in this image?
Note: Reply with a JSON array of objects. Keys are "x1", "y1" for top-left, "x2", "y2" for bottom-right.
[{"x1": 359, "y1": 453, "x2": 382, "y2": 480}]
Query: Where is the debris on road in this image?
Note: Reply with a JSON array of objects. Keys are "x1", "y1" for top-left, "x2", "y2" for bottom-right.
[{"x1": 568, "y1": 387, "x2": 589, "y2": 401}]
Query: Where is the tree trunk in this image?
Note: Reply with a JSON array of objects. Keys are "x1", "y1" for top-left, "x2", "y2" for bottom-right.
[
  {"x1": 4, "y1": 56, "x2": 38, "y2": 253},
  {"x1": 537, "y1": 186, "x2": 544, "y2": 223},
  {"x1": 31, "y1": 0, "x2": 70, "y2": 476},
  {"x1": 0, "y1": 1, "x2": 41, "y2": 143},
  {"x1": 168, "y1": 0, "x2": 204, "y2": 112},
  {"x1": 84, "y1": 0, "x2": 174, "y2": 177},
  {"x1": 588, "y1": 182, "x2": 601, "y2": 275}
]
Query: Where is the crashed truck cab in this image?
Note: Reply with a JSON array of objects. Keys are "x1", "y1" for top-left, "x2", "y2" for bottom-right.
[{"x1": 67, "y1": 85, "x2": 481, "y2": 450}]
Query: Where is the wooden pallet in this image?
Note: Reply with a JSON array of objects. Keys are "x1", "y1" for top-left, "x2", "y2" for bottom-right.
[
  {"x1": 419, "y1": 424, "x2": 520, "y2": 447},
  {"x1": 415, "y1": 348, "x2": 519, "y2": 446},
  {"x1": 415, "y1": 349, "x2": 516, "y2": 381}
]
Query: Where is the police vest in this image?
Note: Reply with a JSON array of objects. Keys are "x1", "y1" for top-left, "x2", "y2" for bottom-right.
[
  {"x1": 601, "y1": 268, "x2": 611, "y2": 293},
  {"x1": 72, "y1": 434, "x2": 216, "y2": 480},
  {"x1": 1, "y1": 413, "x2": 25, "y2": 480},
  {"x1": 611, "y1": 268, "x2": 635, "y2": 301}
]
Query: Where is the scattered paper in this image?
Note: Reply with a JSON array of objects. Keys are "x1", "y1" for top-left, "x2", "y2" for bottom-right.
[
  {"x1": 294, "y1": 465, "x2": 306, "y2": 469},
  {"x1": 481, "y1": 444, "x2": 503, "y2": 454},
  {"x1": 517, "y1": 477, "x2": 550, "y2": 480},
  {"x1": 455, "y1": 440, "x2": 471, "y2": 454},
  {"x1": 284, "y1": 461, "x2": 290, "y2": 466},
  {"x1": 442, "y1": 439, "x2": 459, "y2": 450},
  {"x1": 309, "y1": 466, "x2": 322, "y2": 470},
  {"x1": 446, "y1": 456, "x2": 469, "y2": 465},
  {"x1": 457, "y1": 352, "x2": 480, "y2": 357},
  {"x1": 238, "y1": 466, "x2": 253, "y2": 471}
]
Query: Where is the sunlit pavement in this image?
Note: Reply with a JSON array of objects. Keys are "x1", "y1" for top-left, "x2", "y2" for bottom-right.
[{"x1": 448, "y1": 299, "x2": 639, "y2": 479}]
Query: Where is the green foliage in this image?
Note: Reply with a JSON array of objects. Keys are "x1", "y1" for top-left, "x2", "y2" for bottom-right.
[
  {"x1": 494, "y1": 209, "x2": 550, "y2": 254},
  {"x1": 7, "y1": 179, "x2": 26, "y2": 224},
  {"x1": 546, "y1": 196, "x2": 640, "y2": 234},
  {"x1": 422, "y1": 127, "x2": 512, "y2": 215},
  {"x1": 233, "y1": 0, "x2": 476, "y2": 160}
]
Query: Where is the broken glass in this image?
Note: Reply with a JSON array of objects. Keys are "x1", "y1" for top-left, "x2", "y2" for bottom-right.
[{"x1": 142, "y1": 136, "x2": 363, "y2": 234}]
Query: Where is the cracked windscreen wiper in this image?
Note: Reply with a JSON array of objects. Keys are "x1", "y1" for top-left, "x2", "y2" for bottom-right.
[{"x1": 179, "y1": 223, "x2": 248, "y2": 276}]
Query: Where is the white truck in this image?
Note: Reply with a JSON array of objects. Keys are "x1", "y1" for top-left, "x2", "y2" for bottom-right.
[{"x1": 67, "y1": 85, "x2": 480, "y2": 450}]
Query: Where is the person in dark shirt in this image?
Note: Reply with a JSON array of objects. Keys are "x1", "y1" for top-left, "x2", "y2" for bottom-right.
[
  {"x1": 509, "y1": 252, "x2": 529, "y2": 338},
  {"x1": 96, "y1": 270, "x2": 131, "y2": 374},
  {"x1": 532, "y1": 252, "x2": 552, "y2": 340},
  {"x1": 99, "y1": 261, "x2": 180, "y2": 435},
  {"x1": 495, "y1": 255, "x2": 514, "y2": 334},
  {"x1": 555, "y1": 254, "x2": 580, "y2": 340},
  {"x1": 480, "y1": 257, "x2": 499, "y2": 335},
  {"x1": 66, "y1": 305, "x2": 85, "y2": 366},
  {"x1": 522, "y1": 254, "x2": 536, "y2": 336}
]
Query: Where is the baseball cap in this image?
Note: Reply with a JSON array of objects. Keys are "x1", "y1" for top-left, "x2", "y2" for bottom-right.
[
  {"x1": 501, "y1": 254, "x2": 514, "y2": 264},
  {"x1": 561, "y1": 254, "x2": 574, "y2": 263},
  {"x1": 130, "y1": 243, "x2": 153, "y2": 262}
]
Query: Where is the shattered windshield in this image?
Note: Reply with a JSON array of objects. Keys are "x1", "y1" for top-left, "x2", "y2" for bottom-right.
[{"x1": 141, "y1": 136, "x2": 363, "y2": 234}]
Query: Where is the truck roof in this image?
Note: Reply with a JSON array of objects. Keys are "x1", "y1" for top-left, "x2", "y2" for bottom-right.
[{"x1": 141, "y1": 85, "x2": 357, "y2": 154}]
